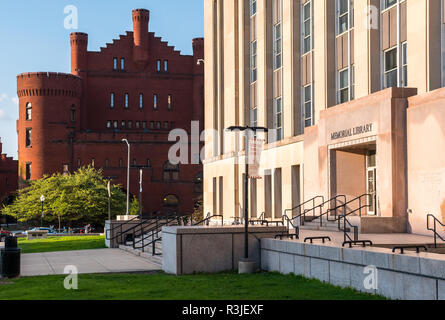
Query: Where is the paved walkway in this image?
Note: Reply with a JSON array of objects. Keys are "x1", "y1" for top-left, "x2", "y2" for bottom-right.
[
  {"x1": 298, "y1": 230, "x2": 439, "y2": 246},
  {"x1": 20, "y1": 249, "x2": 161, "y2": 277}
]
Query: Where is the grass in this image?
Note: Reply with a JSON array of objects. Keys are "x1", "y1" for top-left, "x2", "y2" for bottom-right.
[
  {"x1": 0, "y1": 272, "x2": 384, "y2": 300},
  {"x1": 17, "y1": 236, "x2": 106, "y2": 254}
]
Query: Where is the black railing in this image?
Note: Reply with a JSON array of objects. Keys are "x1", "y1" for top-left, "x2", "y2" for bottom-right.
[
  {"x1": 106, "y1": 215, "x2": 151, "y2": 244},
  {"x1": 133, "y1": 215, "x2": 181, "y2": 253},
  {"x1": 283, "y1": 196, "x2": 325, "y2": 225},
  {"x1": 338, "y1": 214, "x2": 358, "y2": 244},
  {"x1": 281, "y1": 214, "x2": 300, "y2": 239},
  {"x1": 427, "y1": 214, "x2": 445, "y2": 248},
  {"x1": 193, "y1": 213, "x2": 224, "y2": 226},
  {"x1": 392, "y1": 245, "x2": 427, "y2": 254},
  {"x1": 308, "y1": 195, "x2": 347, "y2": 227}
]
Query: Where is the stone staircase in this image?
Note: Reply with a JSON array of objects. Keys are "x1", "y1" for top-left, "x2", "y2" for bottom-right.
[
  {"x1": 299, "y1": 216, "x2": 347, "y2": 232},
  {"x1": 117, "y1": 217, "x2": 180, "y2": 266}
]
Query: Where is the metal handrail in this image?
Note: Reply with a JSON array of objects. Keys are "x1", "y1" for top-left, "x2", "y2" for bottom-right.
[
  {"x1": 133, "y1": 215, "x2": 181, "y2": 252},
  {"x1": 338, "y1": 214, "x2": 358, "y2": 244},
  {"x1": 296, "y1": 195, "x2": 347, "y2": 227},
  {"x1": 281, "y1": 214, "x2": 299, "y2": 239},
  {"x1": 193, "y1": 214, "x2": 224, "y2": 226},
  {"x1": 107, "y1": 216, "x2": 156, "y2": 245},
  {"x1": 105, "y1": 215, "x2": 141, "y2": 241},
  {"x1": 283, "y1": 196, "x2": 325, "y2": 223},
  {"x1": 427, "y1": 214, "x2": 445, "y2": 248}
]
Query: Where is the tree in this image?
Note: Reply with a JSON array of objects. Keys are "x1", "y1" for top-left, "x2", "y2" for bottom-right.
[{"x1": 1, "y1": 166, "x2": 139, "y2": 227}]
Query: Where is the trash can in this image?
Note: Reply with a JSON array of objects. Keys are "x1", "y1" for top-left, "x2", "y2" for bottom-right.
[{"x1": 0, "y1": 236, "x2": 21, "y2": 278}]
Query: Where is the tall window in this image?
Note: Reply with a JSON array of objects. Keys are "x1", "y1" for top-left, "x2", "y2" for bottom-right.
[
  {"x1": 337, "y1": 0, "x2": 354, "y2": 35},
  {"x1": 338, "y1": 66, "x2": 354, "y2": 103},
  {"x1": 113, "y1": 120, "x2": 118, "y2": 129},
  {"x1": 336, "y1": 0, "x2": 354, "y2": 104},
  {"x1": 163, "y1": 161, "x2": 179, "y2": 181},
  {"x1": 124, "y1": 93, "x2": 129, "y2": 109},
  {"x1": 105, "y1": 159, "x2": 109, "y2": 168},
  {"x1": 250, "y1": 41, "x2": 258, "y2": 83},
  {"x1": 274, "y1": 97, "x2": 283, "y2": 140},
  {"x1": 157, "y1": 60, "x2": 162, "y2": 72},
  {"x1": 70, "y1": 105, "x2": 76, "y2": 122},
  {"x1": 384, "y1": 47, "x2": 398, "y2": 88},
  {"x1": 121, "y1": 121, "x2": 126, "y2": 129},
  {"x1": 139, "y1": 93, "x2": 144, "y2": 109},
  {"x1": 250, "y1": 0, "x2": 258, "y2": 128},
  {"x1": 384, "y1": 0, "x2": 397, "y2": 9},
  {"x1": 164, "y1": 60, "x2": 168, "y2": 72},
  {"x1": 25, "y1": 163, "x2": 31, "y2": 181},
  {"x1": 25, "y1": 102, "x2": 32, "y2": 121},
  {"x1": 167, "y1": 94, "x2": 172, "y2": 110},
  {"x1": 110, "y1": 93, "x2": 115, "y2": 108},
  {"x1": 273, "y1": 20, "x2": 282, "y2": 69},
  {"x1": 25, "y1": 128, "x2": 31, "y2": 147},
  {"x1": 273, "y1": 0, "x2": 283, "y2": 141},
  {"x1": 120, "y1": 58, "x2": 125, "y2": 70},
  {"x1": 402, "y1": 42, "x2": 408, "y2": 87},
  {"x1": 302, "y1": 1, "x2": 312, "y2": 54},
  {"x1": 128, "y1": 121, "x2": 132, "y2": 129},
  {"x1": 303, "y1": 85, "x2": 312, "y2": 128},
  {"x1": 250, "y1": 0, "x2": 257, "y2": 15},
  {"x1": 153, "y1": 94, "x2": 158, "y2": 110},
  {"x1": 107, "y1": 121, "x2": 111, "y2": 129},
  {"x1": 113, "y1": 58, "x2": 118, "y2": 70}
]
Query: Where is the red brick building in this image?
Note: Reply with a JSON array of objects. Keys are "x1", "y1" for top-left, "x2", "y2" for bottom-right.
[
  {"x1": 16, "y1": 9, "x2": 204, "y2": 216},
  {"x1": 0, "y1": 138, "x2": 18, "y2": 223}
]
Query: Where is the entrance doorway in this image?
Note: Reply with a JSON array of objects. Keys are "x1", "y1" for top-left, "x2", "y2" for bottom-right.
[{"x1": 366, "y1": 150, "x2": 377, "y2": 215}]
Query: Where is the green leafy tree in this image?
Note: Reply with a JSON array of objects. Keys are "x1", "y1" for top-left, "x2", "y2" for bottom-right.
[{"x1": 2, "y1": 166, "x2": 139, "y2": 227}]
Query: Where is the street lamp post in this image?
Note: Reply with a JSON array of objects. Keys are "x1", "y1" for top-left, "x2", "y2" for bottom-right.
[
  {"x1": 139, "y1": 169, "x2": 143, "y2": 218},
  {"x1": 122, "y1": 139, "x2": 130, "y2": 217},
  {"x1": 226, "y1": 125, "x2": 268, "y2": 273},
  {"x1": 40, "y1": 195, "x2": 45, "y2": 228}
]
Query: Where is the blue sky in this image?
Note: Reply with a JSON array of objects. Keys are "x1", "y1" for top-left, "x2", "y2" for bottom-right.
[{"x1": 0, "y1": 0, "x2": 204, "y2": 158}]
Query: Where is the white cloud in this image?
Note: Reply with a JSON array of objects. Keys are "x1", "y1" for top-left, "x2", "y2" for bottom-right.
[
  {"x1": 11, "y1": 97, "x2": 18, "y2": 105},
  {"x1": 0, "y1": 109, "x2": 10, "y2": 120},
  {"x1": 0, "y1": 94, "x2": 7, "y2": 103}
]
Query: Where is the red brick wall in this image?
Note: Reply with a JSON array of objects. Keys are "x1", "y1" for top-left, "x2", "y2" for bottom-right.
[
  {"x1": 0, "y1": 141, "x2": 18, "y2": 205},
  {"x1": 16, "y1": 9, "x2": 204, "y2": 216}
]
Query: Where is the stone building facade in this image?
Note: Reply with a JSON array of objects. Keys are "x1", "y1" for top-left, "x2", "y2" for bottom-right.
[{"x1": 203, "y1": 0, "x2": 445, "y2": 235}]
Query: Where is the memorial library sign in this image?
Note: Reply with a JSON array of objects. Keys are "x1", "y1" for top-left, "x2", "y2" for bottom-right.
[{"x1": 330, "y1": 123, "x2": 374, "y2": 141}]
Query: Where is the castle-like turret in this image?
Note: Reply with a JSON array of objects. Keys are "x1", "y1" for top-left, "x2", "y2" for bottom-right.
[
  {"x1": 70, "y1": 32, "x2": 88, "y2": 76},
  {"x1": 16, "y1": 72, "x2": 82, "y2": 180},
  {"x1": 132, "y1": 9, "x2": 150, "y2": 67}
]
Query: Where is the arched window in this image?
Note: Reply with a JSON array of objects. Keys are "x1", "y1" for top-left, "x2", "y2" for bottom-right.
[
  {"x1": 163, "y1": 161, "x2": 179, "y2": 181},
  {"x1": 194, "y1": 172, "x2": 203, "y2": 193},
  {"x1": 163, "y1": 194, "x2": 179, "y2": 207},
  {"x1": 25, "y1": 102, "x2": 32, "y2": 121}
]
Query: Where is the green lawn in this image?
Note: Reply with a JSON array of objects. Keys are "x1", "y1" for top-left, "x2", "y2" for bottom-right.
[
  {"x1": 17, "y1": 236, "x2": 106, "y2": 254},
  {"x1": 0, "y1": 272, "x2": 384, "y2": 300}
]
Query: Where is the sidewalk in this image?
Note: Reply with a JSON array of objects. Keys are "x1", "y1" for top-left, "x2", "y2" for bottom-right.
[{"x1": 20, "y1": 248, "x2": 161, "y2": 277}]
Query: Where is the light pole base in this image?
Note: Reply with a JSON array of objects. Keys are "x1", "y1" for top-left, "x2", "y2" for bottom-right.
[{"x1": 238, "y1": 259, "x2": 256, "y2": 274}]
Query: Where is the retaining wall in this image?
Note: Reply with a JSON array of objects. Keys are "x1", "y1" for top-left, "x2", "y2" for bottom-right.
[{"x1": 261, "y1": 238, "x2": 445, "y2": 300}]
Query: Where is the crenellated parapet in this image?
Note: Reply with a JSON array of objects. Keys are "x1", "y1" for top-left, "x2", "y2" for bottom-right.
[{"x1": 17, "y1": 72, "x2": 82, "y2": 98}]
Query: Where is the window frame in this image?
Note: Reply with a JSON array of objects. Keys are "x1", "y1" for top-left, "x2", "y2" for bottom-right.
[
  {"x1": 110, "y1": 93, "x2": 115, "y2": 109},
  {"x1": 384, "y1": 47, "x2": 398, "y2": 89},
  {"x1": 124, "y1": 93, "x2": 129, "y2": 109},
  {"x1": 25, "y1": 128, "x2": 32, "y2": 148},
  {"x1": 303, "y1": 84, "x2": 313, "y2": 128},
  {"x1": 25, "y1": 102, "x2": 32, "y2": 121}
]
